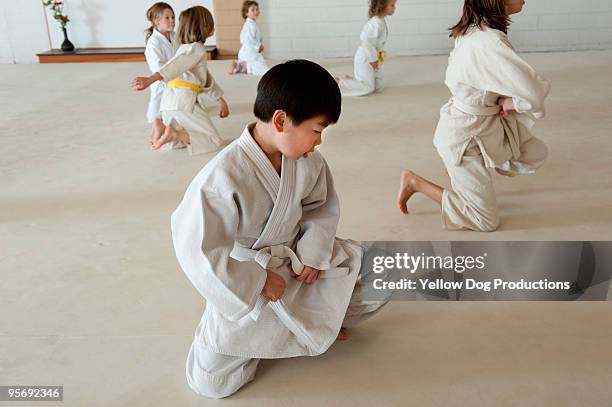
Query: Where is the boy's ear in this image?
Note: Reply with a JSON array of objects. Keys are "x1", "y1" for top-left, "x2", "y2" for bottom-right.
[{"x1": 272, "y1": 110, "x2": 286, "y2": 132}]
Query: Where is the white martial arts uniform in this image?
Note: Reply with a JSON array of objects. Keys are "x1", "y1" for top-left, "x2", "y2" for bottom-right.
[
  {"x1": 339, "y1": 16, "x2": 388, "y2": 97},
  {"x1": 237, "y1": 18, "x2": 269, "y2": 76},
  {"x1": 158, "y1": 42, "x2": 224, "y2": 155},
  {"x1": 433, "y1": 27, "x2": 551, "y2": 231},
  {"x1": 172, "y1": 125, "x2": 390, "y2": 398},
  {"x1": 144, "y1": 29, "x2": 179, "y2": 123}
]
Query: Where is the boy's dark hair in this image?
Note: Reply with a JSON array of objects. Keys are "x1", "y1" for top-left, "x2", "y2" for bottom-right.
[
  {"x1": 241, "y1": 1, "x2": 259, "y2": 19},
  {"x1": 253, "y1": 60, "x2": 341, "y2": 126}
]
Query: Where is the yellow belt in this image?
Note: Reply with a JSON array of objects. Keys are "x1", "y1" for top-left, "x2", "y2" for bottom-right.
[
  {"x1": 378, "y1": 50, "x2": 385, "y2": 65},
  {"x1": 167, "y1": 79, "x2": 202, "y2": 93}
]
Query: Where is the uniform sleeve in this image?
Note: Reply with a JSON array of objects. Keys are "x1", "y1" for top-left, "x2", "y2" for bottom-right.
[
  {"x1": 144, "y1": 39, "x2": 165, "y2": 73},
  {"x1": 473, "y1": 39, "x2": 551, "y2": 118},
  {"x1": 360, "y1": 19, "x2": 381, "y2": 62},
  {"x1": 158, "y1": 44, "x2": 206, "y2": 82},
  {"x1": 171, "y1": 187, "x2": 267, "y2": 322},
  {"x1": 201, "y1": 69, "x2": 224, "y2": 100},
  {"x1": 296, "y1": 158, "x2": 340, "y2": 270},
  {"x1": 240, "y1": 21, "x2": 262, "y2": 53}
]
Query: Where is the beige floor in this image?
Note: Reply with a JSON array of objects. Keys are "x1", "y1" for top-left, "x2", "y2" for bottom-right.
[{"x1": 1, "y1": 50, "x2": 612, "y2": 406}]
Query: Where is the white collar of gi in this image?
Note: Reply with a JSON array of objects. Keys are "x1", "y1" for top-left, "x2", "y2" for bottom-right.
[
  {"x1": 238, "y1": 124, "x2": 284, "y2": 189},
  {"x1": 152, "y1": 28, "x2": 173, "y2": 45}
]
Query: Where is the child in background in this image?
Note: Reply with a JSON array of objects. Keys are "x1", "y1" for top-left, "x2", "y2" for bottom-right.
[
  {"x1": 227, "y1": 1, "x2": 269, "y2": 76},
  {"x1": 172, "y1": 60, "x2": 390, "y2": 398},
  {"x1": 144, "y1": 2, "x2": 179, "y2": 147},
  {"x1": 132, "y1": 6, "x2": 229, "y2": 155},
  {"x1": 336, "y1": 0, "x2": 396, "y2": 96},
  {"x1": 397, "y1": 0, "x2": 550, "y2": 232}
]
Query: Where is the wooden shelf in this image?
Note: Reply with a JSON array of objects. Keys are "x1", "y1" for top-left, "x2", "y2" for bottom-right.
[{"x1": 37, "y1": 46, "x2": 218, "y2": 63}]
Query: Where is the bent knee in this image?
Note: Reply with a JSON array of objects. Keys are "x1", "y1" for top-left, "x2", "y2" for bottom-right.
[
  {"x1": 476, "y1": 213, "x2": 500, "y2": 232},
  {"x1": 189, "y1": 375, "x2": 242, "y2": 399}
]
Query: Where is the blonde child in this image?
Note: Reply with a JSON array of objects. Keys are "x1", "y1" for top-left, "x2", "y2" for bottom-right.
[
  {"x1": 337, "y1": 0, "x2": 396, "y2": 96},
  {"x1": 397, "y1": 0, "x2": 551, "y2": 232},
  {"x1": 227, "y1": 1, "x2": 269, "y2": 76},
  {"x1": 144, "y1": 2, "x2": 179, "y2": 147},
  {"x1": 132, "y1": 6, "x2": 229, "y2": 155}
]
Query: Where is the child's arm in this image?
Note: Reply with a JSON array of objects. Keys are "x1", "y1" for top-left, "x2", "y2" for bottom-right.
[
  {"x1": 131, "y1": 45, "x2": 206, "y2": 91},
  {"x1": 472, "y1": 39, "x2": 551, "y2": 119},
  {"x1": 171, "y1": 188, "x2": 270, "y2": 321},
  {"x1": 157, "y1": 44, "x2": 207, "y2": 83},
  {"x1": 131, "y1": 72, "x2": 162, "y2": 91},
  {"x1": 360, "y1": 19, "x2": 382, "y2": 64},
  {"x1": 201, "y1": 69, "x2": 230, "y2": 118},
  {"x1": 295, "y1": 155, "x2": 340, "y2": 275},
  {"x1": 240, "y1": 21, "x2": 262, "y2": 53}
]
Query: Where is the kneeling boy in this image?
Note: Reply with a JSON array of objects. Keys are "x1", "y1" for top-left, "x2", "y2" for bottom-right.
[{"x1": 171, "y1": 60, "x2": 389, "y2": 398}]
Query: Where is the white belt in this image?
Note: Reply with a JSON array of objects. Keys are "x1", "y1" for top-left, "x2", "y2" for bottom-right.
[
  {"x1": 230, "y1": 244, "x2": 350, "y2": 321},
  {"x1": 451, "y1": 98, "x2": 501, "y2": 116},
  {"x1": 231, "y1": 243, "x2": 349, "y2": 278}
]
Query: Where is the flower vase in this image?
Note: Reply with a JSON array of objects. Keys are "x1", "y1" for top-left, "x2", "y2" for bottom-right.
[{"x1": 61, "y1": 27, "x2": 75, "y2": 53}]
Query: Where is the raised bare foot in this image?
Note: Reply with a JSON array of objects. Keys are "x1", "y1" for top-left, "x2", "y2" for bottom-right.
[
  {"x1": 336, "y1": 327, "x2": 349, "y2": 341},
  {"x1": 150, "y1": 118, "x2": 164, "y2": 147},
  {"x1": 153, "y1": 124, "x2": 176, "y2": 150},
  {"x1": 227, "y1": 60, "x2": 237, "y2": 75},
  {"x1": 397, "y1": 170, "x2": 421, "y2": 214},
  {"x1": 334, "y1": 76, "x2": 340, "y2": 84}
]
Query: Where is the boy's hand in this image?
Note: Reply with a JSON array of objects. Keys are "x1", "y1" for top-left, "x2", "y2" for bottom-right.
[
  {"x1": 262, "y1": 269, "x2": 286, "y2": 301},
  {"x1": 369, "y1": 61, "x2": 379, "y2": 69},
  {"x1": 497, "y1": 97, "x2": 515, "y2": 118},
  {"x1": 218, "y1": 97, "x2": 230, "y2": 118},
  {"x1": 290, "y1": 266, "x2": 321, "y2": 284}
]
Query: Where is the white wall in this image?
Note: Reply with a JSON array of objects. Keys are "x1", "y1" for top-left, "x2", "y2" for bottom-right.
[
  {"x1": 258, "y1": 0, "x2": 612, "y2": 59},
  {"x1": 0, "y1": 0, "x2": 50, "y2": 64},
  {"x1": 0, "y1": 0, "x2": 214, "y2": 64},
  {"x1": 45, "y1": 0, "x2": 215, "y2": 49},
  {"x1": 2, "y1": 0, "x2": 612, "y2": 63}
]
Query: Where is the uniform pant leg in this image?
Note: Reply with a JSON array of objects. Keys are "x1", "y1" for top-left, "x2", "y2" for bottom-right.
[
  {"x1": 342, "y1": 260, "x2": 394, "y2": 328},
  {"x1": 339, "y1": 48, "x2": 376, "y2": 97},
  {"x1": 441, "y1": 143, "x2": 500, "y2": 232},
  {"x1": 246, "y1": 54, "x2": 269, "y2": 76},
  {"x1": 186, "y1": 339, "x2": 260, "y2": 399},
  {"x1": 162, "y1": 107, "x2": 223, "y2": 156}
]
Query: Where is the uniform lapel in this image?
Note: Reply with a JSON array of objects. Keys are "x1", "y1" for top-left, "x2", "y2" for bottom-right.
[{"x1": 237, "y1": 126, "x2": 296, "y2": 249}]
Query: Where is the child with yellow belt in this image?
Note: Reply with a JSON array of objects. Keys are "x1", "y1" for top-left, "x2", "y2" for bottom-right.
[
  {"x1": 336, "y1": 0, "x2": 396, "y2": 97},
  {"x1": 132, "y1": 6, "x2": 229, "y2": 155}
]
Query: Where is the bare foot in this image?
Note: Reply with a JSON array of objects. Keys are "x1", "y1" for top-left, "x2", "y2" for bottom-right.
[
  {"x1": 397, "y1": 170, "x2": 421, "y2": 214},
  {"x1": 227, "y1": 60, "x2": 237, "y2": 75},
  {"x1": 150, "y1": 118, "x2": 164, "y2": 147},
  {"x1": 153, "y1": 124, "x2": 176, "y2": 150},
  {"x1": 336, "y1": 327, "x2": 349, "y2": 341},
  {"x1": 334, "y1": 76, "x2": 340, "y2": 84},
  {"x1": 344, "y1": 74, "x2": 351, "y2": 80}
]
